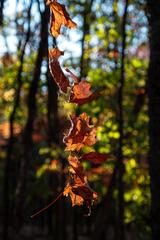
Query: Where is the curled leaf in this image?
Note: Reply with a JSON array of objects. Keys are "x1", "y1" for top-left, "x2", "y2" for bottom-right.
[
  {"x1": 72, "y1": 185, "x2": 97, "y2": 205},
  {"x1": 80, "y1": 152, "x2": 109, "y2": 164},
  {"x1": 68, "y1": 155, "x2": 85, "y2": 182},
  {"x1": 69, "y1": 82, "x2": 98, "y2": 105},
  {"x1": 63, "y1": 173, "x2": 97, "y2": 209},
  {"x1": 66, "y1": 68, "x2": 78, "y2": 83},
  {"x1": 64, "y1": 112, "x2": 97, "y2": 151},
  {"x1": 47, "y1": 0, "x2": 77, "y2": 38},
  {"x1": 49, "y1": 47, "x2": 70, "y2": 93},
  {"x1": 63, "y1": 184, "x2": 84, "y2": 206},
  {"x1": 66, "y1": 68, "x2": 98, "y2": 105}
]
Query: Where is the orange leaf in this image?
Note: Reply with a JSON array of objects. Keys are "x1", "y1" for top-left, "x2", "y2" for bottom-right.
[
  {"x1": 64, "y1": 184, "x2": 84, "y2": 206},
  {"x1": 72, "y1": 185, "x2": 97, "y2": 204},
  {"x1": 64, "y1": 155, "x2": 98, "y2": 210},
  {"x1": 64, "y1": 112, "x2": 97, "y2": 151},
  {"x1": 80, "y1": 152, "x2": 109, "y2": 164},
  {"x1": 70, "y1": 81, "x2": 98, "y2": 105},
  {"x1": 47, "y1": 0, "x2": 77, "y2": 38},
  {"x1": 66, "y1": 68, "x2": 78, "y2": 83},
  {"x1": 66, "y1": 68, "x2": 98, "y2": 105},
  {"x1": 49, "y1": 47, "x2": 70, "y2": 93},
  {"x1": 63, "y1": 174, "x2": 97, "y2": 209},
  {"x1": 68, "y1": 155, "x2": 85, "y2": 182}
]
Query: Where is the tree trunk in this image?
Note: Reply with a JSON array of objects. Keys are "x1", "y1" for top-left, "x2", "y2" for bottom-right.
[
  {"x1": 80, "y1": 0, "x2": 94, "y2": 79},
  {"x1": 0, "y1": 0, "x2": 5, "y2": 25},
  {"x1": 117, "y1": 1, "x2": 128, "y2": 239},
  {"x1": 91, "y1": 166, "x2": 117, "y2": 240},
  {"x1": 147, "y1": 1, "x2": 160, "y2": 239},
  {"x1": 14, "y1": 5, "x2": 49, "y2": 230},
  {"x1": 3, "y1": 3, "x2": 32, "y2": 239}
]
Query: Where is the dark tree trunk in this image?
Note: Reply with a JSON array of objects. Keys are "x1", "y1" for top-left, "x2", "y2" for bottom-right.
[
  {"x1": 47, "y1": 35, "x2": 67, "y2": 239},
  {"x1": 3, "y1": 3, "x2": 32, "y2": 239},
  {"x1": 14, "y1": 5, "x2": 49, "y2": 230},
  {"x1": 91, "y1": 167, "x2": 117, "y2": 240},
  {"x1": 0, "y1": 0, "x2": 5, "y2": 25},
  {"x1": 47, "y1": 70, "x2": 59, "y2": 144},
  {"x1": 80, "y1": 0, "x2": 94, "y2": 79},
  {"x1": 47, "y1": 67, "x2": 59, "y2": 237},
  {"x1": 117, "y1": 1, "x2": 128, "y2": 240},
  {"x1": 147, "y1": 1, "x2": 160, "y2": 239}
]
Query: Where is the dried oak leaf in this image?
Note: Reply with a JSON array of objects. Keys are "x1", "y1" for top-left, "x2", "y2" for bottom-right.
[
  {"x1": 68, "y1": 155, "x2": 85, "y2": 182},
  {"x1": 47, "y1": 0, "x2": 77, "y2": 38},
  {"x1": 72, "y1": 185, "x2": 97, "y2": 205},
  {"x1": 49, "y1": 47, "x2": 69, "y2": 93},
  {"x1": 64, "y1": 112, "x2": 97, "y2": 151},
  {"x1": 63, "y1": 172, "x2": 97, "y2": 209},
  {"x1": 66, "y1": 68, "x2": 98, "y2": 105},
  {"x1": 80, "y1": 152, "x2": 109, "y2": 164},
  {"x1": 63, "y1": 184, "x2": 84, "y2": 206}
]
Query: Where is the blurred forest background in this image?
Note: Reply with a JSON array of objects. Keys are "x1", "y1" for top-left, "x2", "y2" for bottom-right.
[{"x1": 0, "y1": 0, "x2": 160, "y2": 240}]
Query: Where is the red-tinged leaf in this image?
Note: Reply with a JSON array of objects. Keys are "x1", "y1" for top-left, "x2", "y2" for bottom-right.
[
  {"x1": 49, "y1": 47, "x2": 70, "y2": 93},
  {"x1": 47, "y1": 0, "x2": 77, "y2": 38},
  {"x1": 66, "y1": 68, "x2": 98, "y2": 105},
  {"x1": 68, "y1": 155, "x2": 85, "y2": 182},
  {"x1": 66, "y1": 68, "x2": 78, "y2": 83},
  {"x1": 63, "y1": 184, "x2": 84, "y2": 206},
  {"x1": 63, "y1": 174, "x2": 98, "y2": 209},
  {"x1": 72, "y1": 185, "x2": 97, "y2": 203},
  {"x1": 70, "y1": 81, "x2": 98, "y2": 105},
  {"x1": 63, "y1": 112, "x2": 97, "y2": 151},
  {"x1": 89, "y1": 167, "x2": 112, "y2": 175},
  {"x1": 80, "y1": 152, "x2": 109, "y2": 164}
]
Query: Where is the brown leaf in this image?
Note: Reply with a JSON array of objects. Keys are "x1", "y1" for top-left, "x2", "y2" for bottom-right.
[
  {"x1": 63, "y1": 174, "x2": 97, "y2": 208},
  {"x1": 70, "y1": 81, "x2": 98, "y2": 105},
  {"x1": 64, "y1": 155, "x2": 98, "y2": 208},
  {"x1": 72, "y1": 185, "x2": 97, "y2": 203},
  {"x1": 66, "y1": 68, "x2": 98, "y2": 105},
  {"x1": 66, "y1": 68, "x2": 78, "y2": 83},
  {"x1": 47, "y1": 0, "x2": 77, "y2": 38},
  {"x1": 64, "y1": 112, "x2": 97, "y2": 151},
  {"x1": 64, "y1": 184, "x2": 84, "y2": 206},
  {"x1": 49, "y1": 47, "x2": 70, "y2": 93},
  {"x1": 68, "y1": 155, "x2": 85, "y2": 182},
  {"x1": 80, "y1": 152, "x2": 109, "y2": 164}
]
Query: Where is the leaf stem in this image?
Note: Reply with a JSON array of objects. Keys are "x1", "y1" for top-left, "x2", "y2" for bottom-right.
[{"x1": 31, "y1": 191, "x2": 63, "y2": 219}]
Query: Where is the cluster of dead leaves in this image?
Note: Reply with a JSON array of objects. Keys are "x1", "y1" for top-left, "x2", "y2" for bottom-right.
[
  {"x1": 47, "y1": 0, "x2": 97, "y2": 104},
  {"x1": 63, "y1": 113, "x2": 98, "y2": 211},
  {"x1": 63, "y1": 155, "x2": 98, "y2": 212},
  {"x1": 63, "y1": 113, "x2": 109, "y2": 212},
  {"x1": 48, "y1": 47, "x2": 97, "y2": 105},
  {"x1": 46, "y1": 0, "x2": 107, "y2": 213},
  {"x1": 30, "y1": 0, "x2": 108, "y2": 219}
]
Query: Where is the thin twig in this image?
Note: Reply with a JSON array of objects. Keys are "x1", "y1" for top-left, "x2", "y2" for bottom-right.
[{"x1": 31, "y1": 191, "x2": 63, "y2": 219}]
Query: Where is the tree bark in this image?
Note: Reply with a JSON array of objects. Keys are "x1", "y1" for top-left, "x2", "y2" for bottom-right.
[
  {"x1": 14, "y1": 5, "x2": 49, "y2": 230},
  {"x1": 147, "y1": 1, "x2": 160, "y2": 239},
  {"x1": 117, "y1": 1, "x2": 129, "y2": 240},
  {"x1": 3, "y1": 3, "x2": 32, "y2": 239},
  {"x1": 0, "y1": 0, "x2": 5, "y2": 25},
  {"x1": 80, "y1": 0, "x2": 94, "y2": 79},
  {"x1": 91, "y1": 166, "x2": 117, "y2": 240}
]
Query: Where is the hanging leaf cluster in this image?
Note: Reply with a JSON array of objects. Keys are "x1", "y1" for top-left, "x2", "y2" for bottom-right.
[{"x1": 47, "y1": 0, "x2": 109, "y2": 214}]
